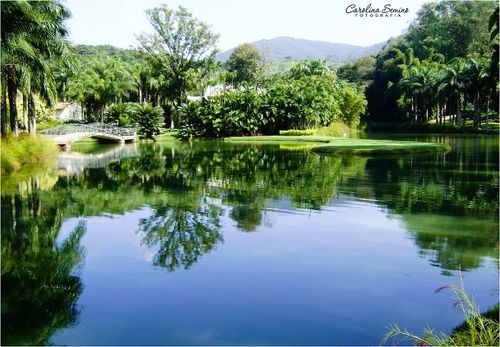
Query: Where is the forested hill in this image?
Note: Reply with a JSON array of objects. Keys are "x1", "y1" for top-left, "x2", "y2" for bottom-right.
[
  {"x1": 217, "y1": 37, "x2": 387, "y2": 62},
  {"x1": 72, "y1": 44, "x2": 138, "y2": 62}
]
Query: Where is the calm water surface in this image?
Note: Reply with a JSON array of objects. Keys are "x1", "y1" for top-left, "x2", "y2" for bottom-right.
[{"x1": 2, "y1": 134, "x2": 498, "y2": 345}]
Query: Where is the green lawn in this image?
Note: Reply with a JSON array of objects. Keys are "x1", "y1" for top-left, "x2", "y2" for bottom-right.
[{"x1": 225, "y1": 135, "x2": 450, "y2": 155}]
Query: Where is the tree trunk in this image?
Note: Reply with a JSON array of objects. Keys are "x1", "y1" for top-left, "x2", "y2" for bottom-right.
[
  {"x1": 1, "y1": 82, "x2": 7, "y2": 136},
  {"x1": 7, "y1": 65, "x2": 18, "y2": 136},
  {"x1": 486, "y1": 97, "x2": 490, "y2": 127},
  {"x1": 22, "y1": 93, "x2": 28, "y2": 130},
  {"x1": 473, "y1": 91, "x2": 481, "y2": 129},
  {"x1": 138, "y1": 88, "x2": 142, "y2": 103},
  {"x1": 456, "y1": 93, "x2": 462, "y2": 127},
  {"x1": 28, "y1": 94, "x2": 36, "y2": 134},
  {"x1": 413, "y1": 95, "x2": 417, "y2": 122}
]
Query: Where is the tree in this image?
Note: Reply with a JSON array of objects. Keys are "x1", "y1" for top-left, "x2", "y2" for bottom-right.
[
  {"x1": 405, "y1": 1, "x2": 495, "y2": 61},
  {"x1": 66, "y1": 58, "x2": 135, "y2": 121},
  {"x1": 338, "y1": 56, "x2": 376, "y2": 87},
  {"x1": 225, "y1": 43, "x2": 263, "y2": 86},
  {"x1": 138, "y1": 4, "x2": 219, "y2": 128},
  {"x1": 462, "y1": 58, "x2": 490, "y2": 128},
  {"x1": 1, "y1": 0, "x2": 70, "y2": 136},
  {"x1": 439, "y1": 58, "x2": 466, "y2": 127}
]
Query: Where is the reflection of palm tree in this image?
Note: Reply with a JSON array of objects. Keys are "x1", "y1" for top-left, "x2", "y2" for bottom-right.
[
  {"x1": 1, "y1": 179, "x2": 86, "y2": 346},
  {"x1": 139, "y1": 196, "x2": 223, "y2": 271}
]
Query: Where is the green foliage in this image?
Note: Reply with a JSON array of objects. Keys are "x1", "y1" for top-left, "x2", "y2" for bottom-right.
[
  {"x1": 337, "y1": 56, "x2": 376, "y2": 87},
  {"x1": 36, "y1": 118, "x2": 62, "y2": 131},
  {"x1": 137, "y1": 4, "x2": 219, "y2": 127},
  {"x1": 365, "y1": 3, "x2": 498, "y2": 127},
  {"x1": 1, "y1": 134, "x2": 59, "y2": 174},
  {"x1": 405, "y1": 1, "x2": 495, "y2": 60},
  {"x1": 102, "y1": 102, "x2": 164, "y2": 138},
  {"x1": 1, "y1": 0, "x2": 71, "y2": 135},
  {"x1": 336, "y1": 82, "x2": 367, "y2": 128},
  {"x1": 72, "y1": 44, "x2": 139, "y2": 63},
  {"x1": 104, "y1": 103, "x2": 131, "y2": 127},
  {"x1": 226, "y1": 43, "x2": 263, "y2": 85},
  {"x1": 179, "y1": 89, "x2": 263, "y2": 138},
  {"x1": 384, "y1": 282, "x2": 499, "y2": 346},
  {"x1": 66, "y1": 58, "x2": 136, "y2": 121},
  {"x1": 179, "y1": 60, "x2": 366, "y2": 138},
  {"x1": 126, "y1": 103, "x2": 163, "y2": 139}
]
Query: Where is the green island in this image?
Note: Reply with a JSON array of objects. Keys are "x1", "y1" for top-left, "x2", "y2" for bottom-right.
[
  {"x1": 1, "y1": 0, "x2": 498, "y2": 346},
  {"x1": 225, "y1": 135, "x2": 451, "y2": 155}
]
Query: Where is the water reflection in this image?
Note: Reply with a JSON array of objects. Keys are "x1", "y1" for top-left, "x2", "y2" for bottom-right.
[
  {"x1": 139, "y1": 196, "x2": 223, "y2": 271},
  {"x1": 1, "y1": 136, "x2": 498, "y2": 344},
  {"x1": 1, "y1": 178, "x2": 86, "y2": 346}
]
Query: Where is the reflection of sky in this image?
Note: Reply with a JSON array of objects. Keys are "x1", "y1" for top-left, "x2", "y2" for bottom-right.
[{"x1": 50, "y1": 196, "x2": 498, "y2": 345}]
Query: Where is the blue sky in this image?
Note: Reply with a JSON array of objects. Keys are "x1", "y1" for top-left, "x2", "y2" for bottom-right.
[{"x1": 63, "y1": 0, "x2": 430, "y2": 51}]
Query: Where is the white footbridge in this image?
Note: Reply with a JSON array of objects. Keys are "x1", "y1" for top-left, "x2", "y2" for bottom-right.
[{"x1": 42, "y1": 123, "x2": 136, "y2": 150}]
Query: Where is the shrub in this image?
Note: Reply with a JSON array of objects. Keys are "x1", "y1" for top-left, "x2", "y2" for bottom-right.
[
  {"x1": 179, "y1": 90, "x2": 263, "y2": 138},
  {"x1": 279, "y1": 129, "x2": 317, "y2": 136},
  {"x1": 104, "y1": 103, "x2": 132, "y2": 127},
  {"x1": 126, "y1": 103, "x2": 163, "y2": 139}
]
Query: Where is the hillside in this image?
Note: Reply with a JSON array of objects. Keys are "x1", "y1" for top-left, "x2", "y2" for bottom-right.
[
  {"x1": 217, "y1": 36, "x2": 387, "y2": 62},
  {"x1": 72, "y1": 44, "x2": 139, "y2": 62}
]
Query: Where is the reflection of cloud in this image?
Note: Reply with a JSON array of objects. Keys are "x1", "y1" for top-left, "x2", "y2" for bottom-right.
[
  {"x1": 133, "y1": 231, "x2": 156, "y2": 263},
  {"x1": 137, "y1": 248, "x2": 155, "y2": 263}
]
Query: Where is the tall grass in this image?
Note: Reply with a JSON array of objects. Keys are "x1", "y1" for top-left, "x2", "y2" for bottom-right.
[
  {"x1": 1, "y1": 134, "x2": 59, "y2": 175},
  {"x1": 383, "y1": 280, "x2": 499, "y2": 346},
  {"x1": 316, "y1": 121, "x2": 352, "y2": 137}
]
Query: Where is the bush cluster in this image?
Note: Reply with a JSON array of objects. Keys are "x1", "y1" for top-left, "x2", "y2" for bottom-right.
[
  {"x1": 178, "y1": 61, "x2": 367, "y2": 138},
  {"x1": 104, "y1": 102, "x2": 163, "y2": 139},
  {"x1": 279, "y1": 129, "x2": 317, "y2": 136}
]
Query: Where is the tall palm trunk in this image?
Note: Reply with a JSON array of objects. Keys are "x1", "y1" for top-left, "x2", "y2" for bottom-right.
[
  {"x1": 28, "y1": 94, "x2": 36, "y2": 134},
  {"x1": 61, "y1": 81, "x2": 66, "y2": 102},
  {"x1": 456, "y1": 93, "x2": 462, "y2": 127},
  {"x1": 7, "y1": 64, "x2": 18, "y2": 136},
  {"x1": 22, "y1": 93, "x2": 28, "y2": 130},
  {"x1": 473, "y1": 91, "x2": 481, "y2": 129},
  {"x1": 1, "y1": 82, "x2": 7, "y2": 136},
  {"x1": 485, "y1": 97, "x2": 490, "y2": 127}
]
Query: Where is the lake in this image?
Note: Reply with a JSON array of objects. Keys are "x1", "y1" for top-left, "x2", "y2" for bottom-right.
[{"x1": 1, "y1": 134, "x2": 498, "y2": 345}]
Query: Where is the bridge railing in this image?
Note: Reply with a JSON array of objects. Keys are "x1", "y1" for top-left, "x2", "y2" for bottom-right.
[{"x1": 42, "y1": 122, "x2": 136, "y2": 137}]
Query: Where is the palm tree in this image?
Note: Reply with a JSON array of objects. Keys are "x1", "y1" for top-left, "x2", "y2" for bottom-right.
[
  {"x1": 462, "y1": 57, "x2": 490, "y2": 128},
  {"x1": 1, "y1": 0, "x2": 70, "y2": 136},
  {"x1": 66, "y1": 58, "x2": 135, "y2": 122},
  {"x1": 439, "y1": 58, "x2": 466, "y2": 127},
  {"x1": 400, "y1": 66, "x2": 426, "y2": 122}
]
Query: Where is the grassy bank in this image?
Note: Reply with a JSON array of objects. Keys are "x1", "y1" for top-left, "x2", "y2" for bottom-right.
[
  {"x1": 1, "y1": 134, "x2": 59, "y2": 175},
  {"x1": 225, "y1": 135, "x2": 450, "y2": 155}
]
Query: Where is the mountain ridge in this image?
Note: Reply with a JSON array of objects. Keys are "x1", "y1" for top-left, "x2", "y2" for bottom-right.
[{"x1": 217, "y1": 36, "x2": 388, "y2": 63}]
